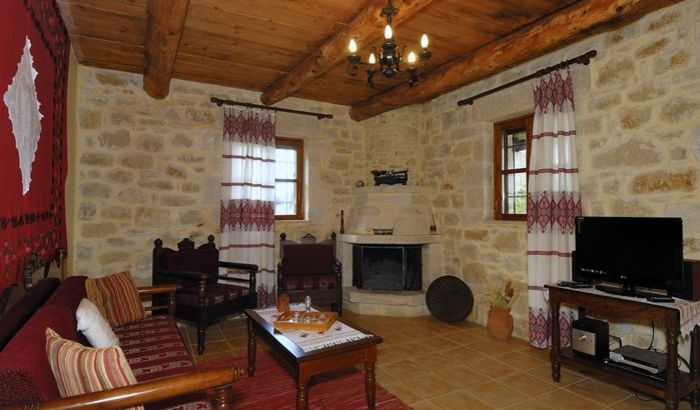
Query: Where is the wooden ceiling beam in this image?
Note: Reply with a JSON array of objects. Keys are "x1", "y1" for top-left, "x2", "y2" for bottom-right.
[
  {"x1": 349, "y1": 0, "x2": 682, "y2": 121},
  {"x1": 143, "y1": 0, "x2": 190, "y2": 99},
  {"x1": 259, "y1": 0, "x2": 436, "y2": 106}
]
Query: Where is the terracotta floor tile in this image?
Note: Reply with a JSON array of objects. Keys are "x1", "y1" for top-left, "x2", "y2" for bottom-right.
[
  {"x1": 442, "y1": 346, "x2": 488, "y2": 363},
  {"x1": 470, "y1": 339, "x2": 526, "y2": 355},
  {"x1": 410, "y1": 399, "x2": 443, "y2": 410},
  {"x1": 442, "y1": 329, "x2": 487, "y2": 345},
  {"x1": 411, "y1": 352, "x2": 459, "y2": 371},
  {"x1": 502, "y1": 398, "x2": 555, "y2": 409},
  {"x1": 381, "y1": 381, "x2": 423, "y2": 404},
  {"x1": 438, "y1": 364, "x2": 492, "y2": 387},
  {"x1": 430, "y1": 388, "x2": 495, "y2": 409},
  {"x1": 519, "y1": 346, "x2": 551, "y2": 362},
  {"x1": 428, "y1": 336, "x2": 463, "y2": 352},
  {"x1": 400, "y1": 372, "x2": 460, "y2": 399},
  {"x1": 536, "y1": 389, "x2": 606, "y2": 410},
  {"x1": 464, "y1": 357, "x2": 520, "y2": 379},
  {"x1": 612, "y1": 396, "x2": 665, "y2": 409},
  {"x1": 380, "y1": 359, "x2": 426, "y2": 380},
  {"x1": 391, "y1": 340, "x2": 428, "y2": 356},
  {"x1": 494, "y1": 351, "x2": 547, "y2": 371},
  {"x1": 564, "y1": 378, "x2": 631, "y2": 407},
  {"x1": 466, "y1": 381, "x2": 528, "y2": 408},
  {"x1": 498, "y1": 372, "x2": 558, "y2": 397},
  {"x1": 527, "y1": 364, "x2": 587, "y2": 386},
  {"x1": 377, "y1": 346, "x2": 403, "y2": 363}
]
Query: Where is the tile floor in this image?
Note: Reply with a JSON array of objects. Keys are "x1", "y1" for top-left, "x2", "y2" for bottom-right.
[{"x1": 180, "y1": 312, "x2": 692, "y2": 410}]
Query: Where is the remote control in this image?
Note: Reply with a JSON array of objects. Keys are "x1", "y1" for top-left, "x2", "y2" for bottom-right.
[
  {"x1": 557, "y1": 281, "x2": 593, "y2": 289},
  {"x1": 646, "y1": 296, "x2": 675, "y2": 303}
]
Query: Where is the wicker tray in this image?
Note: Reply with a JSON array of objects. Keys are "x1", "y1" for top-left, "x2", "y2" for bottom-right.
[{"x1": 273, "y1": 311, "x2": 337, "y2": 332}]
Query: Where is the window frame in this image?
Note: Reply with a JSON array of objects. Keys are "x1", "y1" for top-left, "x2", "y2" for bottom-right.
[
  {"x1": 274, "y1": 137, "x2": 304, "y2": 221},
  {"x1": 493, "y1": 114, "x2": 533, "y2": 221}
]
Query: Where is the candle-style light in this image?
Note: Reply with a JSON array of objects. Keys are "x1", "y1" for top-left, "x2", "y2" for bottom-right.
[{"x1": 345, "y1": 0, "x2": 431, "y2": 88}]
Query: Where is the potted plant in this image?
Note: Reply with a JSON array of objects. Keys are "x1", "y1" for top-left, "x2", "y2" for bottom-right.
[{"x1": 487, "y1": 280, "x2": 516, "y2": 340}]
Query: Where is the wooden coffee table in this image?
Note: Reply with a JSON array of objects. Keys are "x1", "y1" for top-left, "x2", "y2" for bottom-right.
[{"x1": 245, "y1": 308, "x2": 382, "y2": 410}]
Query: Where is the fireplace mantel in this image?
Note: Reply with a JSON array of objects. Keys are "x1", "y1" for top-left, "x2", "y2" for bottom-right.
[{"x1": 337, "y1": 233, "x2": 446, "y2": 245}]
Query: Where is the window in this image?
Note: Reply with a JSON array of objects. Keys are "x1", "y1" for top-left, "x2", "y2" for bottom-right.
[
  {"x1": 275, "y1": 137, "x2": 304, "y2": 220},
  {"x1": 494, "y1": 115, "x2": 533, "y2": 221}
]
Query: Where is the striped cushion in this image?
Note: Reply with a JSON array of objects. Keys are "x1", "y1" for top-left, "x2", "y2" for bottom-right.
[
  {"x1": 86, "y1": 271, "x2": 145, "y2": 327},
  {"x1": 45, "y1": 328, "x2": 143, "y2": 410}
]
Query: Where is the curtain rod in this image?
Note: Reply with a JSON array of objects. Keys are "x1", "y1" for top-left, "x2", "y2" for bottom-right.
[
  {"x1": 457, "y1": 50, "x2": 597, "y2": 107},
  {"x1": 210, "y1": 97, "x2": 333, "y2": 120}
]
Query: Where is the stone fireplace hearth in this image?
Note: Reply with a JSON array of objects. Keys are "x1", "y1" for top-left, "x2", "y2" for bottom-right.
[{"x1": 337, "y1": 185, "x2": 446, "y2": 316}]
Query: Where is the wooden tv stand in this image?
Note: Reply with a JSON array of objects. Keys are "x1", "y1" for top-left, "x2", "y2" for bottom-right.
[{"x1": 546, "y1": 285, "x2": 699, "y2": 410}]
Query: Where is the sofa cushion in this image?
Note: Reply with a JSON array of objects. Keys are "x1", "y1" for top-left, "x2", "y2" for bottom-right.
[
  {"x1": 114, "y1": 315, "x2": 195, "y2": 382},
  {"x1": 44, "y1": 276, "x2": 87, "y2": 310},
  {"x1": 0, "y1": 303, "x2": 80, "y2": 401},
  {"x1": 86, "y1": 271, "x2": 145, "y2": 327},
  {"x1": 281, "y1": 274, "x2": 338, "y2": 291},
  {"x1": 76, "y1": 298, "x2": 119, "y2": 348},
  {"x1": 45, "y1": 328, "x2": 143, "y2": 410},
  {"x1": 177, "y1": 283, "x2": 250, "y2": 306},
  {"x1": 281, "y1": 244, "x2": 335, "y2": 276},
  {"x1": 0, "y1": 368, "x2": 42, "y2": 407},
  {"x1": 0, "y1": 277, "x2": 60, "y2": 351}
]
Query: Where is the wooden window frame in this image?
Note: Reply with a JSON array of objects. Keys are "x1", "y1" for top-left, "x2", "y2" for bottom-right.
[
  {"x1": 275, "y1": 137, "x2": 304, "y2": 221},
  {"x1": 493, "y1": 114, "x2": 533, "y2": 221}
]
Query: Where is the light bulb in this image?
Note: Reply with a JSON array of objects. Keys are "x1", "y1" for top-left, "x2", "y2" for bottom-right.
[
  {"x1": 348, "y1": 38, "x2": 357, "y2": 53},
  {"x1": 368, "y1": 53, "x2": 377, "y2": 65},
  {"x1": 421, "y1": 34, "x2": 429, "y2": 49},
  {"x1": 407, "y1": 51, "x2": 417, "y2": 64},
  {"x1": 384, "y1": 24, "x2": 393, "y2": 39}
]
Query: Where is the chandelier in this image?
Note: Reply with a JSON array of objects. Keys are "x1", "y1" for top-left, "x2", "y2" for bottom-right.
[{"x1": 346, "y1": 0, "x2": 431, "y2": 88}]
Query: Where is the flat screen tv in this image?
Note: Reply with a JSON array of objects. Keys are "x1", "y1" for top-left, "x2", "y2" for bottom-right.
[{"x1": 573, "y1": 216, "x2": 684, "y2": 297}]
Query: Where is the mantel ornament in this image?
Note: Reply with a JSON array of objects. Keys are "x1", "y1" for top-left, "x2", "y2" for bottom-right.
[{"x1": 371, "y1": 169, "x2": 408, "y2": 186}]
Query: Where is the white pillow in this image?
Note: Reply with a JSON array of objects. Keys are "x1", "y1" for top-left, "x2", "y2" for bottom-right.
[{"x1": 76, "y1": 298, "x2": 120, "y2": 348}]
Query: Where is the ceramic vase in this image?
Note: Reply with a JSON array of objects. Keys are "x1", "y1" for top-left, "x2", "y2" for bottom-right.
[{"x1": 488, "y1": 306, "x2": 513, "y2": 340}]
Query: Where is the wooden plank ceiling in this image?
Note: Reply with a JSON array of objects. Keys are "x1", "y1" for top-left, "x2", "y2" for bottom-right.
[{"x1": 57, "y1": 0, "x2": 680, "y2": 119}]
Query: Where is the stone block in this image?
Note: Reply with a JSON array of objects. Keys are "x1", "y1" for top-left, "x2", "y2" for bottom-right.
[
  {"x1": 178, "y1": 154, "x2": 205, "y2": 163},
  {"x1": 138, "y1": 178, "x2": 174, "y2": 191},
  {"x1": 596, "y1": 58, "x2": 634, "y2": 87},
  {"x1": 80, "y1": 152, "x2": 114, "y2": 167},
  {"x1": 491, "y1": 231, "x2": 521, "y2": 253},
  {"x1": 660, "y1": 98, "x2": 699, "y2": 123},
  {"x1": 110, "y1": 112, "x2": 135, "y2": 126},
  {"x1": 166, "y1": 165, "x2": 187, "y2": 179},
  {"x1": 627, "y1": 83, "x2": 668, "y2": 102},
  {"x1": 135, "y1": 207, "x2": 171, "y2": 228},
  {"x1": 178, "y1": 209, "x2": 205, "y2": 226},
  {"x1": 172, "y1": 134, "x2": 193, "y2": 148},
  {"x1": 79, "y1": 182, "x2": 112, "y2": 199},
  {"x1": 635, "y1": 38, "x2": 669, "y2": 58},
  {"x1": 181, "y1": 182, "x2": 201, "y2": 193},
  {"x1": 160, "y1": 194, "x2": 196, "y2": 207},
  {"x1": 647, "y1": 11, "x2": 680, "y2": 32},
  {"x1": 101, "y1": 206, "x2": 131, "y2": 221},
  {"x1": 98, "y1": 129, "x2": 130, "y2": 148},
  {"x1": 631, "y1": 170, "x2": 696, "y2": 194},
  {"x1": 592, "y1": 139, "x2": 661, "y2": 168},
  {"x1": 611, "y1": 199, "x2": 653, "y2": 216},
  {"x1": 96, "y1": 72, "x2": 126, "y2": 86},
  {"x1": 79, "y1": 109, "x2": 102, "y2": 129},
  {"x1": 117, "y1": 188, "x2": 147, "y2": 203},
  {"x1": 105, "y1": 169, "x2": 134, "y2": 185},
  {"x1": 618, "y1": 106, "x2": 651, "y2": 129},
  {"x1": 464, "y1": 229, "x2": 488, "y2": 241},
  {"x1": 98, "y1": 251, "x2": 130, "y2": 265},
  {"x1": 121, "y1": 153, "x2": 154, "y2": 169},
  {"x1": 77, "y1": 202, "x2": 96, "y2": 221},
  {"x1": 81, "y1": 222, "x2": 118, "y2": 238},
  {"x1": 185, "y1": 108, "x2": 214, "y2": 124},
  {"x1": 136, "y1": 134, "x2": 164, "y2": 152}
]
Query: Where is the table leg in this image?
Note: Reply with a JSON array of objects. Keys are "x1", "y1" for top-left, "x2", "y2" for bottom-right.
[
  {"x1": 247, "y1": 317, "x2": 256, "y2": 377},
  {"x1": 365, "y1": 359, "x2": 377, "y2": 410},
  {"x1": 665, "y1": 313, "x2": 679, "y2": 410},
  {"x1": 550, "y1": 300, "x2": 561, "y2": 383},
  {"x1": 690, "y1": 325, "x2": 699, "y2": 410},
  {"x1": 297, "y1": 366, "x2": 311, "y2": 410}
]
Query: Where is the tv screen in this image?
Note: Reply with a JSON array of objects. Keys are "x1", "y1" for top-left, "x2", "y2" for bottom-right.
[{"x1": 574, "y1": 216, "x2": 683, "y2": 296}]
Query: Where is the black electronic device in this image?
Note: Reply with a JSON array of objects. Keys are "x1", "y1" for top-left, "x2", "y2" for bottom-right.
[
  {"x1": 572, "y1": 318, "x2": 609, "y2": 360},
  {"x1": 646, "y1": 296, "x2": 675, "y2": 303},
  {"x1": 558, "y1": 281, "x2": 593, "y2": 289},
  {"x1": 669, "y1": 260, "x2": 700, "y2": 301},
  {"x1": 573, "y1": 217, "x2": 683, "y2": 297},
  {"x1": 606, "y1": 345, "x2": 667, "y2": 375}
]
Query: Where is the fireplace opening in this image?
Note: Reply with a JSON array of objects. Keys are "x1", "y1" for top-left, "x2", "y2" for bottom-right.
[{"x1": 352, "y1": 244, "x2": 422, "y2": 291}]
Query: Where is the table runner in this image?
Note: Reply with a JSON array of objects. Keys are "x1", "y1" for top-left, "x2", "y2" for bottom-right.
[
  {"x1": 255, "y1": 305, "x2": 372, "y2": 352},
  {"x1": 550, "y1": 285, "x2": 700, "y2": 337}
]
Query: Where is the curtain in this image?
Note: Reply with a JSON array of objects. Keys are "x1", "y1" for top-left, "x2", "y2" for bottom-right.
[
  {"x1": 220, "y1": 106, "x2": 276, "y2": 308},
  {"x1": 527, "y1": 68, "x2": 582, "y2": 348}
]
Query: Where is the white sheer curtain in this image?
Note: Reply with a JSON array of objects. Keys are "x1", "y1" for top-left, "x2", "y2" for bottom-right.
[
  {"x1": 220, "y1": 106, "x2": 276, "y2": 308},
  {"x1": 527, "y1": 68, "x2": 582, "y2": 348}
]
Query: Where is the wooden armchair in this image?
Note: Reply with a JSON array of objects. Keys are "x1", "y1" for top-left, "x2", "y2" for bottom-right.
[
  {"x1": 153, "y1": 235, "x2": 257, "y2": 355},
  {"x1": 277, "y1": 232, "x2": 342, "y2": 315}
]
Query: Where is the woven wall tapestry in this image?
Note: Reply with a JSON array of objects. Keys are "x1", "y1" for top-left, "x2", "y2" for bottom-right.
[{"x1": 0, "y1": 0, "x2": 69, "y2": 292}]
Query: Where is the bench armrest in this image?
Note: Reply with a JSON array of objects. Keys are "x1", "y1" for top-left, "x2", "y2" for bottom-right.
[
  {"x1": 159, "y1": 270, "x2": 209, "y2": 282},
  {"x1": 219, "y1": 261, "x2": 258, "y2": 272},
  {"x1": 15, "y1": 366, "x2": 240, "y2": 410},
  {"x1": 138, "y1": 284, "x2": 181, "y2": 316}
]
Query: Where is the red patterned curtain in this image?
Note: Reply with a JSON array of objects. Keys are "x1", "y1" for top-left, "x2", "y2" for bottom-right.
[
  {"x1": 0, "y1": 0, "x2": 69, "y2": 292},
  {"x1": 527, "y1": 68, "x2": 582, "y2": 348},
  {"x1": 220, "y1": 106, "x2": 276, "y2": 307}
]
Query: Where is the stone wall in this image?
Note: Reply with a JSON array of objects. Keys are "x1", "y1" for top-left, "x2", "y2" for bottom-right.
[
  {"x1": 68, "y1": 67, "x2": 365, "y2": 283},
  {"x1": 363, "y1": 0, "x2": 700, "y2": 347}
]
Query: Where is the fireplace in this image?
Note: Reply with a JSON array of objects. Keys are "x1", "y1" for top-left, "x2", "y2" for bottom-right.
[{"x1": 352, "y1": 244, "x2": 422, "y2": 291}]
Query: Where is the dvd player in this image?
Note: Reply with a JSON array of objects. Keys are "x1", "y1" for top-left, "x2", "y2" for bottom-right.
[{"x1": 606, "y1": 345, "x2": 667, "y2": 374}]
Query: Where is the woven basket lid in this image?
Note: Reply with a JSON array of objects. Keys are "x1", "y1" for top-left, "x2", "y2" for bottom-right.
[{"x1": 425, "y1": 275, "x2": 474, "y2": 322}]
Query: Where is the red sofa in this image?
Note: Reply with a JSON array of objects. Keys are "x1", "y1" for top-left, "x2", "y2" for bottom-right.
[{"x1": 0, "y1": 276, "x2": 238, "y2": 409}]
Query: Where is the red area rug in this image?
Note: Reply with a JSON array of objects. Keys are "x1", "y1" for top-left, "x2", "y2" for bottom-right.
[{"x1": 199, "y1": 351, "x2": 410, "y2": 410}]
